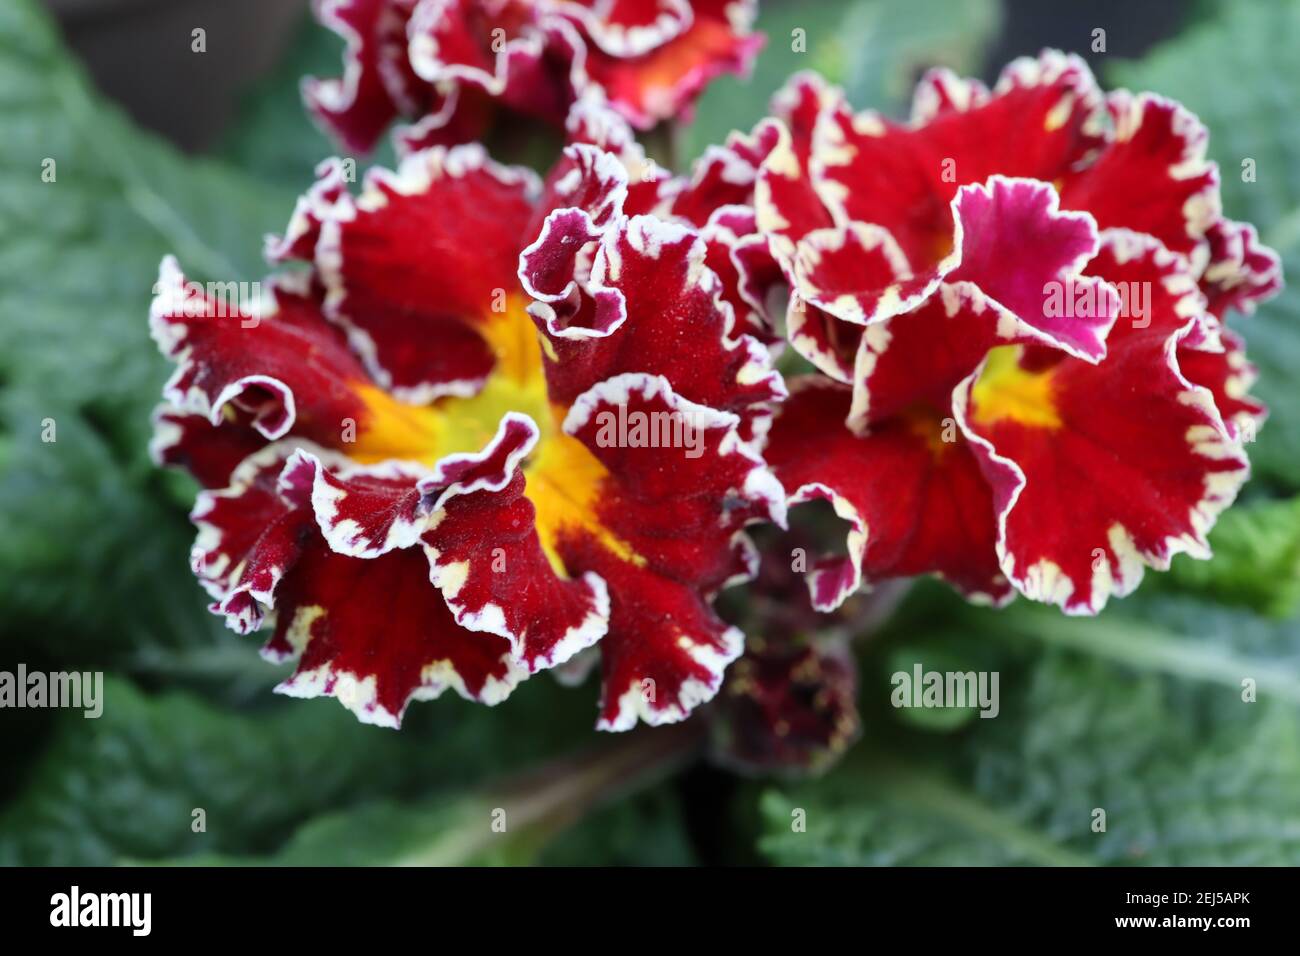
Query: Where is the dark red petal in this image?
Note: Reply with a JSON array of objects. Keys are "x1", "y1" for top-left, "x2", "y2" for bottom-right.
[
  {"x1": 909, "y1": 66, "x2": 989, "y2": 123},
  {"x1": 563, "y1": 373, "x2": 784, "y2": 584},
  {"x1": 558, "y1": 0, "x2": 693, "y2": 57},
  {"x1": 850, "y1": 281, "x2": 1046, "y2": 432},
  {"x1": 766, "y1": 379, "x2": 1010, "y2": 611},
  {"x1": 409, "y1": 0, "x2": 586, "y2": 133},
  {"x1": 1084, "y1": 228, "x2": 1205, "y2": 344},
  {"x1": 151, "y1": 260, "x2": 373, "y2": 446},
  {"x1": 562, "y1": 97, "x2": 677, "y2": 215},
  {"x1": 788, "y1": 222, "x2": 940, "y2": 328},
  {"x1": 786, "y1": 298, "x2": 863, "y2": 384},
  {"x1": 957, "y1": 323, "x2": 1249, "y2": 615},
  {"x1": 150, "y1": 405, "x2": 267, "y2": 489},
  {"x1": 701, "y1": 205, "x2": 782, "y2": 344},
  {"x1": 523, "y1": 214, "x2": 785, "y2": 432},
  {"x1": 1179, "y1": 324, "x2": 1268, "y2": 443},
  {"x1": 580, "y1": 0, "x2": 763, "y2": 129},
  {"x1": 1200, "y1": 219, "x2": 1283, "y2": 319},
  {"x1": 191, "y1": 441, "x2": 525, "y2": 726},
  {"x1": 786, "y1": 178, "x2": 1119, "y2": 366},
  {"x1": 316, "y1": 145, "x2": 541, "y2": 401},
  {"x1": 272, "y1": 543, "x2": 523, "y2": 727},
  {"x1": 814, "y1": 52, "x2": 1105, "y2": 267},
  {"x1": 189, "y1": 443, "x2": 322, "y2": 632},
  {"x1": 265, "y1": 158, "x2": 353, "y2": 265},
  {"x1": 303, "y1": 0, "x2": 431, "y2": 154},
  {"x1": 754, "y1": 73, "x2": 841, "y2": 247},
  {"x1": 669, "y1": 119, "x2": 780, "y2": 227},
  {"x1": 284, "y1": 450, "x2": 432, "y2": 559},
  {"x1": 1096, "y1": 228, "x2": 1266, "y2": 441},
  {"x1": 556, "y1": 373, "x2": 785, "y2": 729},
  {"x1": 536, "y1": 142, "x2": 631, "y2": 234},
  {"x1": 409, "y1": 413, "x2": 611, "y2": 672},
  {"x1": 1059, "y1": 91, "x2": 1219, "y2": 262}
]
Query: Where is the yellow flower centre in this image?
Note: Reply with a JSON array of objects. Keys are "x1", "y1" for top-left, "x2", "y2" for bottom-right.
[
  {"x1": 969, "y1": 345, "x2": 1063, "y2": 430},
  {"x1": 349, "y1": 297, "x2": 641, "y2": 575}
]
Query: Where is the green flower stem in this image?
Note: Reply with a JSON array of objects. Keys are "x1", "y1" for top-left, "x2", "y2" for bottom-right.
[{"x1": 396, "y1": 721, "x2": 705, "y2": 866}]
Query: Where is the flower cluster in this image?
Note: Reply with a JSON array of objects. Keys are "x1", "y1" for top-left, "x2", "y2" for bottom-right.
[
  {"x1": 749, "y1": 55, "x2": 1281, "y2": 615},
  {"x1": 305, "y1": 0, "x2": 763, "y2": 154},
  {"x1": 153, "y1": 22, "x2": 1280, "y2": 762},
  {"x1": 153, "y1": 104, "x2": 784, "y2": 730}
]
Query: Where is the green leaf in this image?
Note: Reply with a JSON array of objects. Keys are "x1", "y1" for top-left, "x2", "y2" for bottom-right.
[
  {"x1": 0, "y1": 0, "x2": 296, "y2": 657},
  {"x1": 169, "y1": 785, "x2": 698, "y2": 867},
  {"x1": 836, "y1": 0, "x2": 1001, "y2": 112},
  {"x1": 1109, "y1": 0, "x2": 1300, "y2": 492},
  {"x1": 760, "y1": 609, "x2": 1300, "y2": 865},
  {"x1": 0, "y1": 673, "x2": 600, "y2": 866},
  {"x1": 537, "y1": 788, "x2": 698, "y2": 866},
  {"x1": 167, "y1": 797, "x2": 521, "y2": 867},
  {"x1": 1159, "y1": 497, "x2": 1300, "y2": 618},
  {"x1": 683, "y1": 0, "x2": 1000, "y2": 162}
]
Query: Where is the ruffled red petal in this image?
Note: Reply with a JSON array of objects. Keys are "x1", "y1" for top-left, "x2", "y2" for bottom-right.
[
  {"x1": 1200, "y1": 218, "x2": 1283, "y2": 319},
  {"x1": 813, "y1": 52, "x2": 1105, "y2": 267},
  {"x1": 956, "y1": 236, "x2": 1251, "y2": 614},
  {"x1": 578, "y1": 0, "x2": 763, "y2": 128},
  {"x1": 150, "y1": 261, "x2": 373, "y2": 446},
  {"x1": 556, "y1": 373, "x2": 783, "y2": 728},
  {"x1": 766, "y1": 379, "x2": 1010, "y2": 611},
  {"x1": 271, "y1": 543, "x2": 522, "y2": 726},
  {"x1": 522, "y1": 201, "x2": 784, "y2": 436},
  {"x1": 150, "y1": 406, "x2": 267, "y2": 490},
  {"x1": 303, "y1": 0, "x2": 434, "y2": 154},
  {"x1": 1179, "y1": 325, "x2": 1268, "y2": 443},
  {"x1": 1059, "y1": 91, "x2": 1219, "y2": 264},
  {"x1": 312, "y1": 145, "x2": 540, "y2": 401},
  {"x1": 193, "y1": 442, "x2": 526, "y2": 726},
  {"x1": 754, "y1": 72, "x2": 840, "y2": 246}
]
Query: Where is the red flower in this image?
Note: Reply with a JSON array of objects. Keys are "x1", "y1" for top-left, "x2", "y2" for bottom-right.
[
  {"x1": 151, "y1": 103, "x2": 784, "y2": 728},
  {"x1": 740, "y1": 54, "x2": 1279, "y2": 615},
  {"x1": 304, "y1": 0, "x2": 763, "y2": 154}
]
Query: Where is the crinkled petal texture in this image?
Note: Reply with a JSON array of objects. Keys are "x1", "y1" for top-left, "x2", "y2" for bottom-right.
[
  {"x1": 306, "y1": 0, "x2": 762, "y2": 154},
  {"x1": 154, "y1": 104, "x2": 783, "y2": 729},
  {"x1": 749, "y1": 54, "x2": 1278, "y2": 614}
]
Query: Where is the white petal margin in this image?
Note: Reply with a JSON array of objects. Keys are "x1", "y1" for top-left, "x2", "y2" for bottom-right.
[
  {"x1": 150, "y1": 256, "x2": 298, "y2": 440},
  {"x1": 285, "y1": 450, "x2": 437, "y2": 560},
  {"x1": 553, "y1": 0, "x2": 693, "y2": 58},
  {"x1": 561, "y1": 373, "x2": 784, "y2": 731},
  {"x1": 418, "y1": 412, "x2": 612, "y2": 673},
  {"x1": 597, "y1": 624, "x2": 746, "y2": 733},
  {"x1": 562, "y1": 372, "x2": 788, "y2": 531},
  {"x1": 951, "y1": 316, "x2": 1250, "y2": 615},
  {"x1": 189, "y1": 440, "x2": 348, "y2": 633},
  {"x1": 314, "y1": 143, "x2": 541, "y2": 402},
  {"x1": 275, "y1": 643, "x2": 528, "y2": 730}
]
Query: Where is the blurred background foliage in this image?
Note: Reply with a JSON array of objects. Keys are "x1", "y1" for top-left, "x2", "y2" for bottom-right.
[{"x1": 1, "y1": 0, "x2": 1298, "y2": 865}]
